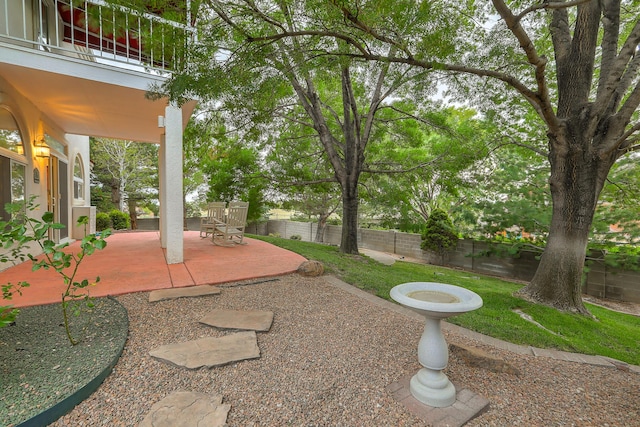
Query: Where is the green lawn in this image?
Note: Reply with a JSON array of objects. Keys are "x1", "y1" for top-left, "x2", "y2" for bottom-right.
[{"x1": 252, "y1": 235, "x2": 640, "y2": 365}]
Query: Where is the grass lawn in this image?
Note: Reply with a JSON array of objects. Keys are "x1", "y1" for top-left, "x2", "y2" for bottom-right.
[{"x1": 251, "y1": 235, "x2": 640, "y2": 365}]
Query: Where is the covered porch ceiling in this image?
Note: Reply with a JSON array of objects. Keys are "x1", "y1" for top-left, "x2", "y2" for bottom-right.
[{"x1": 0, "y1": 47, "x2": 196, "y2": 144}]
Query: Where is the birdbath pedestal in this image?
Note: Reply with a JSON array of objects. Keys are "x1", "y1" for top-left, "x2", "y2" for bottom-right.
[{"x1": 390, "y1": 282, "x2": 483, "y2": 407}]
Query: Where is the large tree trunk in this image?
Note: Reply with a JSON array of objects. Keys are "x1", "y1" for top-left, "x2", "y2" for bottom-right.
[
  {"x1": 340, "y1": 180, "x2": 359, "y2": 253},
  {"x1": 518, "y1": 122, "x2": 614, "y2": 314}
]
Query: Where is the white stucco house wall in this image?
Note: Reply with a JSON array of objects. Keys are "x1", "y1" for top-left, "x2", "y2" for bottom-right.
[{"x1": 0, "y1": 0, "x2": 197, "y2": 267}]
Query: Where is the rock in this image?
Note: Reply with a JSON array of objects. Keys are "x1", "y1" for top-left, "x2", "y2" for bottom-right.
[
  {"x1": 139, "y1": 391, "x2": 230, "y2": 427},
  {"x1": 450, "y1": 343, "x2": 520, "y2": 376},
  {"x1": 297, "y1": 260, "x2": 324, "y2": 277},
  {"x1": 149, "y1": 331, "x2": 260, "y2": 369},
  {"x1": 200, "y1": 309, "x2": 274, "y2": 332}
]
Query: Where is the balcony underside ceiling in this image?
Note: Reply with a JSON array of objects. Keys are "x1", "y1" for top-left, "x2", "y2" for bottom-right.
[{"x1": 0, "y1": 45, "x2": 196, "y2": 144}]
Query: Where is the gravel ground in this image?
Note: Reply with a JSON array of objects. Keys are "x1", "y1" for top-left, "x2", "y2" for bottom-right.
[{"x1": 47, "y1": 274, "x2": 639, "y2": 427}]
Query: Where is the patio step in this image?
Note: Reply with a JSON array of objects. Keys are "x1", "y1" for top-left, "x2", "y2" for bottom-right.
[{"x1": 148, "y1": 285, "x2": 221, "y2": 302}]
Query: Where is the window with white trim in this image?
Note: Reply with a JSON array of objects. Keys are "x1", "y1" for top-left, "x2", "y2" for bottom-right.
[{"x1": 73, "y1": 155, "x2": 85, "y2": 203}]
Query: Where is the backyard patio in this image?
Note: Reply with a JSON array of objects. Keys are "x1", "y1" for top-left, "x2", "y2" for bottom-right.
[{"x1": 0, "y1": 230, "x2": 306, "y2": 308}]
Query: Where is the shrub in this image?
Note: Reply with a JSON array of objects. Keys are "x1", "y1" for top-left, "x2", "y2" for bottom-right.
[
  {"x1": 109, "y1": 210, "x2": 130, "y2": 230},
  {"x1": 421, "y1": 208, "x2": 459, "y2": 264},
  {"x1": 290, "y1": 234, "x2": 302, "y2": 240},
  {"x1": 96, "y1": 212, "x2": 111, "y2": 231}
]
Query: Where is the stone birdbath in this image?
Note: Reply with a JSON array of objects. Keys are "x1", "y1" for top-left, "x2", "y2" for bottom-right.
[{"x1": 390, "y1": 282, "x2": 483, "y2": 407}]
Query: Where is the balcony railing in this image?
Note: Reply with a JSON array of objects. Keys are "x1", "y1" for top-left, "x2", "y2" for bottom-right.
[{"x1": 0, "y1": 0, "x2": 197, "y2": 73}]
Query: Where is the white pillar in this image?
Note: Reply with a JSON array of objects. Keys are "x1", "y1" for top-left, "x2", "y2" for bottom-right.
[
  {"x1": 159, "y1": 136, "x2": 167, "y2": 248},
  {"x1": 161, "y1": 104, "x2": 184, "y2": 264}
]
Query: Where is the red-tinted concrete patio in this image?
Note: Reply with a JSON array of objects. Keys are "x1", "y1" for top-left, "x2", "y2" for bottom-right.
[{"x1": 0, "y1": 231, "x2": 307, "y2": 308}]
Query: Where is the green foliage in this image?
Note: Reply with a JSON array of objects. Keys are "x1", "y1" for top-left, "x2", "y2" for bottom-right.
[
  {"x1": 253, "y1": 235, "x2": 640, "y2": 365},
  {"x1": 184, "y1": 119, "x2": 268, "y2": 224},
  {"x1": 90, "y1": 186, "x2": 117, "y2": 214},
  {"x1": 290, "y1": 234, "x2": 302, "y2": 240},
  {"x1": 90, "y1": 138, "x2": 159, "y2": 215},
  {"x1": 109, "y1": 210, "x2": 130, "y2": 230},
  {"x1": 1, "y1": 202, "x2": 32, "y2": 328},
  {"x1": 0, "y1": 198, "x2": 111, "y2": 344},
  {"x1": 96, "y1": 212, "x2": 112, "y2": 231},
  {"x1": 420, "y1": 209, "x2": 459, "y2": 260}
]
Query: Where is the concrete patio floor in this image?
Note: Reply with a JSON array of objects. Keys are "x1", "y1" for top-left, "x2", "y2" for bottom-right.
[{"x1": 0, "y1": 231, "x2": 306, "y2": 308}]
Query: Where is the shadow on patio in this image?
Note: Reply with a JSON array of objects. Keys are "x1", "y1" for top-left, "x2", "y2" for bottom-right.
[{"x1": 0, "y1": 231, "x2": 307, "y2": 308}]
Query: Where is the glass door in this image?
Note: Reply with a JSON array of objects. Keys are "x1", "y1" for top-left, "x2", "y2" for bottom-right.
[{"x1": 46, "y1": 155, "x2": 70, "y2": 242}]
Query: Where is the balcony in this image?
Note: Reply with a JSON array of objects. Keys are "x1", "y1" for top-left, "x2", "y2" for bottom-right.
[{"x1": 0, "y1": 0, "x2": 197, "y2": 73}]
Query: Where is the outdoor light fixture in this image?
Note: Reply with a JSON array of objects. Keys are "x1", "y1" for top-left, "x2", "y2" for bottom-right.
[{"x1": 34, "y1": 138, "x2": 51, "y2": 158}]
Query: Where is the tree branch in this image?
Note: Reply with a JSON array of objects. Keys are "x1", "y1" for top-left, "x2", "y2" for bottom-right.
[
  {"x1": 594, "y1": 19, "x2": 640, "y2": 118},
  {"x1": 492, "y1": 0, "x2": 559, "y2": 133},
  {"x1": 515, "y1": 0, "x2": 592, "y2": 21}
]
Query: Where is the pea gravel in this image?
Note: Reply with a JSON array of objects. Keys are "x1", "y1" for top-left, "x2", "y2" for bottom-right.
[{"x1": 23, "y1": 275, "x2": 640, "y2": 426}]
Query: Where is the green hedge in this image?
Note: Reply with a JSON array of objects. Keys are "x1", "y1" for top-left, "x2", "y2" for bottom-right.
[{"x1": 109, "y1": 210, "x2": 130, "y2": 230}]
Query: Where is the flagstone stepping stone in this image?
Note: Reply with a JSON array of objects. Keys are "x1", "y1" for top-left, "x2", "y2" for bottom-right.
[
  {"x1": 149, "y1": 285, "x2": 221, "y2": 302},
  {"x1": 200, "y1": 308, "x2": 274, "y2": 332},
  {"x1": 139, "y1": 391, "x2": 230, "y2": 427},
  {"x1": 149, "y1": 331, "x2": 260, "y2": 369}
]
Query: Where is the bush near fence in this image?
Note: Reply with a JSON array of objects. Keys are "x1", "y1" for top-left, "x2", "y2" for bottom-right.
[{"x1": 135, "y1": 217, "x2": 640, "y2": 304}]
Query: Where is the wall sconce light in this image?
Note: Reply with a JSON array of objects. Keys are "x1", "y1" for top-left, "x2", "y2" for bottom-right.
[{"x1": 34, "y1": 138, "x2": 51, "y2": 158}]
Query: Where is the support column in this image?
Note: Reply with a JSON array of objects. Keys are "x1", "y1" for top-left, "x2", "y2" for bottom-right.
[
  {"x1": 159, "y1": 136, "x2": 167, "y2": 248},
  {"x1": 161, "y1": 103, "x2": 184, "y2": 264}
]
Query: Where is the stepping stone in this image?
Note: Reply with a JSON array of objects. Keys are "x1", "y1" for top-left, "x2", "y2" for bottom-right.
[
  {"x1": 149, "y1": 331, "x2": 260, "y2": 369},
  {"x1": 139, "y1": 391, "x2": 230, "y2": 427},
  {"x1": 149, "y1": 285, "x2": 221, "y2": 302},
  {"x1": 200, "y1": 309, "x2": 274, "y2": 332}
]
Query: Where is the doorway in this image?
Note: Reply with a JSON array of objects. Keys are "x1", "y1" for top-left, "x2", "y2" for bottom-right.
[{"x1": 46, "y1": 156, "x2": 69, "y2": 242}]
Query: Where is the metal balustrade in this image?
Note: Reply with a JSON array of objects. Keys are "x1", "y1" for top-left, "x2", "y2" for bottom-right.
[{"x1": 0, "y1": 0, "x2": 197, "y2": 73}]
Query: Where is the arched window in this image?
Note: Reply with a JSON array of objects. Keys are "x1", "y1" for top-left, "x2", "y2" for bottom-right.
[
  {"x1": 0, "y1": 108, "x2": 26, "y2": 221},
  {"x1": 0, "y1": 108, "x2": 25, "y2": 156},
  {"x1": 73, "y1": 155, "x2": 85, "y2": 203}
]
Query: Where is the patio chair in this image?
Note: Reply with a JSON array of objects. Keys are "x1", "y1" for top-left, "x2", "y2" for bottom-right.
[
  {"x1": 200, "y1": 202, "x2": 227, "y2": 238},
  {"x1": 213, "y1": 201, "x2": 249, "y2": 245}
]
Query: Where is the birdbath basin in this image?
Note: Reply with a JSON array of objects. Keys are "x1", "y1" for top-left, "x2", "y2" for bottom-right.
[{"x1": 390, "y1": 282, "x2": 483, "y2": 407}]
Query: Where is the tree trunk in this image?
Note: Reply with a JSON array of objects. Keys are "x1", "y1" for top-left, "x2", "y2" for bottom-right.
[
  {"x1": 110, "y1": 181, "x2": 120, "y2": 211},
  {"x1": 127, "y1": 199, "x2": 138, "y2": 230},
  {"x1": 315, "y1": 213, "x2": 328, "y2": 243},
  {"x1": 340, "y1": 180, "x2": 359, "y2": 254},
  {"x1": 518, "y1": 122, "x2": 614, "y2": 314}
]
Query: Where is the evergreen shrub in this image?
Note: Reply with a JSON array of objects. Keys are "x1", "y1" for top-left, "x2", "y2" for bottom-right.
[{"x1": 109, "y1": 210, "x2": 130, "y2": 230}]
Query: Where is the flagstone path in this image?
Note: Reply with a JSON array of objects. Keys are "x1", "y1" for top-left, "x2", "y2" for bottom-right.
[
  {"x1": 139, "y1": 391, "x2": 231, "y2": 427},
  {"x1": 142, "y1": 284, "x2": 274, "y2": 426}
]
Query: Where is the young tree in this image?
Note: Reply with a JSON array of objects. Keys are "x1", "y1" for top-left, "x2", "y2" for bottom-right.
[
  {"x1": 421, "y1": 208, "x2": 459, "y2": 265},
  {"x1": 90, "y1": 138, "x2": 159, "y2": 223}
]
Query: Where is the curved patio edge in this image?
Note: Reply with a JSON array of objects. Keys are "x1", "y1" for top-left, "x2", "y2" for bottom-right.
[{"x1": 17, "y1": 296, "x2": 129, "y2": 427}]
